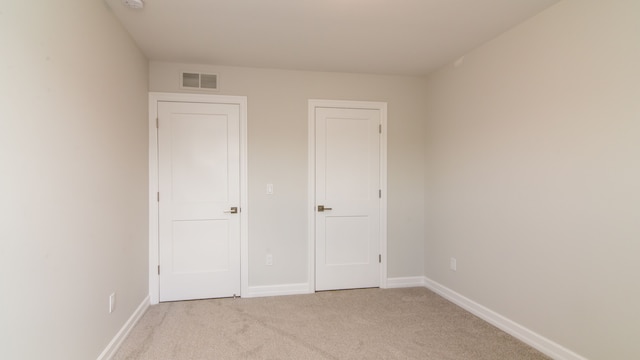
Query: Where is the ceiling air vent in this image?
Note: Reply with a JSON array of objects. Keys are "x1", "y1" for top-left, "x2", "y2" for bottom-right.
[{"x1": 180, "y1": 72, "x2": 218, "y2": 91}]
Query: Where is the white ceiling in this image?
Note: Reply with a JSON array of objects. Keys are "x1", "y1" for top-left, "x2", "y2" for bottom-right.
[{"x1": 105, "y1": 0, "x2": 560, "y2": 76}]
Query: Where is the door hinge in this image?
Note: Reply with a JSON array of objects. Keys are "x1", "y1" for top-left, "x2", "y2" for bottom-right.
[
  {"x1": 157, "y1": 192, "x2": 160, "y2": 202},
  {"x1": 379, "y1": 124, "x2": 382, "y2": 134},
  {"x1": 379, "y1": 254, "x2": 382, "y2": 263},
  {"x1": 156, "y1": 118, "x2": 159, "y2": 128},
  {"x1": 379, "y1": 189, "x2": 381, "y2": 198},
  {"x1": 157, "y1": 265, "x2": 160, "y2": 275}
]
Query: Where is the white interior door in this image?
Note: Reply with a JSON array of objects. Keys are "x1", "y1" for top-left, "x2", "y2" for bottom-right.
[
  {"x1": 315, "y1": 107, "x2": 381, "y2": 291},
  {"x1": 158, "y1": 101, "x2": 241, "y2": 302}
]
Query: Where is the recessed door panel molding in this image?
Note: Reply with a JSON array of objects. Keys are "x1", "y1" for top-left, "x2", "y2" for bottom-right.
[
  {"x1": 324, "y1": 216, "x2": 370, "y2": 266},
  {"x1": 325, "y1": 117, "x2": 372, "y2": 201},
  {"x1": 170, "y1": 114, "x2": 231, "y2": 204},
  {"x1": 171, "y1": 219, "x2": 230, "y2": 274}
]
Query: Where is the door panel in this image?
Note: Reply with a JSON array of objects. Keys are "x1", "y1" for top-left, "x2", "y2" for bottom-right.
[
  {"x1": 325, "y1": 216, "x2": 370, "y2": 265},
  {"x1": 325, "y1": 117, "x2": 371, "y2": 200},
  {"x1": 170, "y1": 115, "x2": 230, "y2": 203},
  {"x1": 158, "y1": 101, "x2": 240, "y2": 302},
  {"x1": 171, "y1": 220, "x2": 229, "y2": 273},
  {"x1": 315, "y1": 107, "x2": 380, "y2": 291}
]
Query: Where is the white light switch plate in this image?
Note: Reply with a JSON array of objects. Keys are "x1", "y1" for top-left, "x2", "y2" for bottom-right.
[{"x1": 109, "y1": 292, "x2": 116, "y2": 313}]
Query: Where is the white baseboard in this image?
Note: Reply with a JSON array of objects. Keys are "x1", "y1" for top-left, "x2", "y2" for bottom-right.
[
  {"x1": 97, "y1": 295, "x2": 150, "y2": 360},
  {"x1": 244, "y1": 283, "x2": 311, "y2": 298},
  {"x1": 386, "y1": 276, "x2": 427, "y2": 288},
  {"x1": 422, "y1": 277, "x2": 587, "y2": 360}
]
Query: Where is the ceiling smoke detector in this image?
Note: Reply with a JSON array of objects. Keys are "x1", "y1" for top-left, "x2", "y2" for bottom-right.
[{"x1": 122, "y1": 0, "x2": 144, "y2": 9}]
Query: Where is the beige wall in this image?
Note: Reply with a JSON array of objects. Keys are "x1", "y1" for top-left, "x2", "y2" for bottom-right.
[
  {"x1": 423, "y1": 0, "x2": 640, "y2": 359},
  {"x1": 0, "y1": 1, "x2": 149, "y2": 359},
  {"x1": 150, "y1": 63, "x2": 426, "y2": 286}
]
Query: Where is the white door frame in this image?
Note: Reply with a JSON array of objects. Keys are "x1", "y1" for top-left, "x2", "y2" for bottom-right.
[
  {"x1": 307, "y1": 99, "x2": 388, "y2": 292},
  {"x1": 149, "y1": 92, "x2": 248, "y2": 305}
]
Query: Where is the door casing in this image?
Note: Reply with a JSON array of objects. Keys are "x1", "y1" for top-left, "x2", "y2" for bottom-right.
[
  {"x1": 307, "y1": 99, "x2": 388, "y2": 292},
  {"x1": 149, "y1": 92, "x2": 248, "y2": 305}
]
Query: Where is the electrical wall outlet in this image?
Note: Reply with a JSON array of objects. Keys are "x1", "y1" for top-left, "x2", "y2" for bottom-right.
[
  {"x1": 109, "y1": 292, "x2": 116, "y2": 313},
  {"x1": 266, "y1": 254, "x2": 273, "y2": 266},
  {"x1": 450, "y1": 257, "x2": 457, "y2": 271}
]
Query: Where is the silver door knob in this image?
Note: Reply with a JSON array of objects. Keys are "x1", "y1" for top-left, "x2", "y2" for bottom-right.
[
  {"x1": 317, "y1": 205, "x2": 332, "y2": 212},
  {"x1": 224, "y1": 207, "x2": 238, "y2": 214}
]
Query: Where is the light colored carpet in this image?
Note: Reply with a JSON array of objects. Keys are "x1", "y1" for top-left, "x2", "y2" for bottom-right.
[{"x1": 113, "y1": 287, "x2": 549, "y2": 360}]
